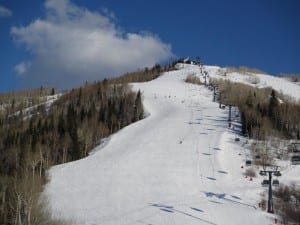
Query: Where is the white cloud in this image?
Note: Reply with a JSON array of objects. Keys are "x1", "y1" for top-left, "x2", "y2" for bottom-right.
[
  {"x1": 0, "y1": 5, "x2": 12, "y2": 17},
  {"x1": 11, "y1": 0, "x2": 173, "y2": 89},
  {"x1": 14, "y1": 61, "x2": 32, "y2": 75}
]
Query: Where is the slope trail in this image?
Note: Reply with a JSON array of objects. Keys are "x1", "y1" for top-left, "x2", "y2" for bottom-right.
[{"x1": 45, "y1": 65, "x2": 270, "y2": 225}]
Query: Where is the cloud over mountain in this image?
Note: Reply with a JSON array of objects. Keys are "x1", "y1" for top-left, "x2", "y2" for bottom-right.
[
  {"x1": 0, "y1": 5, "x2": 12, "y2": 17},
  {"x1": 11, "y1": 0, "x2": 173, "y2": 89}
]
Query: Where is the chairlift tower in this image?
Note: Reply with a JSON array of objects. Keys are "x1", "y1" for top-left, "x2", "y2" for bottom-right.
[
  {"x1": 197, "y1": 58, "x2": 203, "y2": 74},
  {"x1": 218, "y1": 91, "x2": 223, "y2": 108},
  {"x1": 204, "y1": 71, "x2": 208, "y2": 86},
  {"x1": 227, "y1": 104, "x2": 234, "y2": 122},
  {"x1": 259, "y1": 166, "x2": 281, "y2": 213},
  {"x1": 213, "y1": 85, "x2": 218, "y2": 102},
  {"x1": 196, "y1": 56, "x2": 201, "y2": 66}
]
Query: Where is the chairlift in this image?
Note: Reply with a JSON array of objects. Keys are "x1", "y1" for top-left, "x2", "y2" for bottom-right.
[
  {"x1": 261, "y1": 179, "x2": 269, "y2": 187},
  {"x1": 245, "y1": 160, "x2": 252, "y2": 166},
  {"x1": 274, "y1": 171, "x2": 282, "y2": 177},
  {"x1": 288, "y1": 143, "x2": 300, "y2": 153},
  {"x1": 259, "y1": 171, "x2": 267, "y2": 176},
  {"x1": 291, "y1": 155, "x2": 300, "y2": 165},
  {"x1": 272, "y1": 179, "x2": 279, "y2": 187}
]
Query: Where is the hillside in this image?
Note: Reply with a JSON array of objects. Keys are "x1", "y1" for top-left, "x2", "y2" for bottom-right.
[
  {"x1": 184, "y1": 64, "x2": 300, "y2": 102},
  {"x1": 0, "y1": 64, "x2": 170, "y2": 225},
  {"x1": 0, "y1": 80, "x2": 144, "y2": 225},
  {"x1": 44, "y1": 64, "x2": 300, "y2": 225}
]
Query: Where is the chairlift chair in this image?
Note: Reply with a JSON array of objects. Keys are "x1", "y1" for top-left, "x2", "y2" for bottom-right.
[
  {"x1": 274, "y1": 171, "x2": 282, "y2": 177},
  {"x1": 272, "y1": 179, "x2": 279, "y2": 187},
  {"x1": 245, "y1": 160, "x2": 252, "y2": 166},
  {"x1": 261, "y1": 179, "x2": 269, "y2": 187},
  {"x1": 289, "y1": 143, "x2": 300, "y2": 153},
  {"x1": 259, "y1": 171, "x2": 267, "y2": 176},
  {"x1": 291, "y1": 155, "x2": 300, "y2": 165}
]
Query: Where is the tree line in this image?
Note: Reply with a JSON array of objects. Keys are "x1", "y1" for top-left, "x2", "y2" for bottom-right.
[
  {"x1": 211, "y1": 79, "x2": 300, "y2": 140},
  {"x1": 274, "y1": 184, "x2": 300, "y2": 224},
  {"x1": 0, "y1": 87, "x2": 55, "y2": 116}
]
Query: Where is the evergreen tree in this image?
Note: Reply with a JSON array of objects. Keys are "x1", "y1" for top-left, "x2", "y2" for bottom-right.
[
  {"x1": 133, "y1": 90, "x2": 143, "y2": 122},
  {"x1": 57, "y1": 113, "x2": 66, "y2": 138},
  {"x1": 241, "y1": 111, "x2": 247, "y2": 135},
  {"x1": 51, "y1": 87, "x2": 55, "y2": 96},
  {"x1": 246, "y1": 91, "x2": 253, "y2": 108},
  {"x1": 269, "y1": 89, "x2": 278, "y2": 118}
]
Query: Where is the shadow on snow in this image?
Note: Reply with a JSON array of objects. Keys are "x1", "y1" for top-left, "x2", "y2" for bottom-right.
[{"x1": 150, "y1": 203, "x2": 217, "y2": 225}]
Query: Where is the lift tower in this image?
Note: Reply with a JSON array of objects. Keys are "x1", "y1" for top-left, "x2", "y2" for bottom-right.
[{"x1": 259, "y1": 165, "x2": 281, "y2": 213}]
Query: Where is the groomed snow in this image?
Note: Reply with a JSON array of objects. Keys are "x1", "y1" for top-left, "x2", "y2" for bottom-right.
[{"x1": 44, "y1": 64, "x2": 297, "y2": 225}]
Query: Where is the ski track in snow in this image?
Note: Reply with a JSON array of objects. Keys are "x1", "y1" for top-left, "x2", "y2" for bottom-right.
[{"x1": 44, "y1": 64, "x2": 300, "y2": 225}]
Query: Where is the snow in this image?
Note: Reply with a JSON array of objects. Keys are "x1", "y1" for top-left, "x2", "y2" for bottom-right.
[
  {"x1": 9, "y1": 93, "x2": 61, "y2": 119},
  {"x1": 44, "y1": 64, "x2": 300, "y2": 225},
  {"x1": 202, "y1": 65, "x2": 300, "y2": 102}
]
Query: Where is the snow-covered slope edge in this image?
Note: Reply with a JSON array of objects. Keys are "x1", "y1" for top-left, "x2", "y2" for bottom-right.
[{"x1": 203, "y1": 65, "x2": 300, "y2": 102}]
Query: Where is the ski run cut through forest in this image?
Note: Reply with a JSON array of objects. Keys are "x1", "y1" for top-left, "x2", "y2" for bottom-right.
[{"x1": 44, "y1": 63, "x2": 300, "y2": 225}]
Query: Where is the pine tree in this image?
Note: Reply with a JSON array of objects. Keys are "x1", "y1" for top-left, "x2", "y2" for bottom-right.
[
  {"x1": 57, "y1": 113, "x2": 66, "y2": 138},
  {"x1": 133, "y1": 90, "x2": 143, "y2": 122},
  {"x1": 80, "y1": 106, "x2": 86, "y2": 121},
  {"x1": 51, "y1": 88, "x2": 55, "y2": 96},
  {"x1": 246, "y1": 91, "x2": 253, "y2": 108},
  {"x1": 269, "y1": 89, "x2": 278, "y2": 118}
]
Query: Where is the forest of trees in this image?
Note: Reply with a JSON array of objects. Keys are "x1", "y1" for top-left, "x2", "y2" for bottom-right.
[
  {"x1": 0, "y1": 87, "x2": 55, "y2": 116},
  {"x1": 211, "y1": 79, "x2": 300, "y2": 140},
  {"x1": 0, "y1": 62, "x2": 171, "y2": 225},
  {"x1": 274, "y1": 184, "x2": 300, "y2": 224},
  {"x1": 111, "y1": 63, "x2": 172, "y2": 84}
]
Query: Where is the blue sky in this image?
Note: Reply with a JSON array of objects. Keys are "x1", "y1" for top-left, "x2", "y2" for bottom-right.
[{"x1": 0, "y1": 0, "x2": 299, "y2": 92}]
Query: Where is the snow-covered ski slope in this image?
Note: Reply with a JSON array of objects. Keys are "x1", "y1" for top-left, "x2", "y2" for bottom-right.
[{"x1": 45, "y1": 64, "x2": 299, "y2": 225}]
